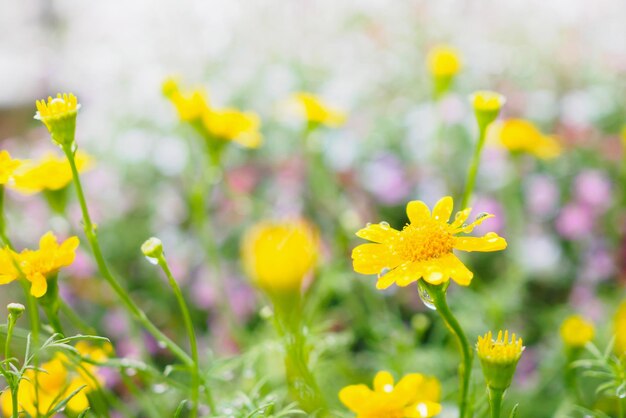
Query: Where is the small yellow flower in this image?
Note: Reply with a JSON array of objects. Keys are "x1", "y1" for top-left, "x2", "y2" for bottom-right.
[
  {"x1": 0, "y1": 343, "x2": 110, "y2": 416},
  {"x1": 426, "y1": 45, "x2": 462, "y2": 78},
  {"x1": 339, "y1": 370, "x2": 442, "y2": 418},
  {"x1": 0, "y1": 151, "x2": 22, "y2": 185},
  {"x1": 490, "y1": 119, "x2": 561, "y2": 159},
  {"x1": 34, "y1": 93, "x2": 80, "y2": 147},
  {"x1": 614, "y1": 301, "x2": 626, "y2": 356},
  {"x1": 352, "y1": 196, "x2": 506, "y2": 290},
  {"x1": 477, "y1": 330, "x2": 524, "y2": 390},
  {"x1": 10, "y1": 152, "x2": 92, "y2": 194},
  {"x1": 0, "y1": 231, "x2": 79, "y2": 297},
  {"x1": 471, "y1": 91, "x2": 505, "y2": 129},
  {"x1": 242, "y1": 220, "x2": 319, "y2": 294},
  {"x1": 162, "y1": 78, "x2": 210, "y2": 122},
  {"x1": 203, "y1": 108, "x2": 263, "y2": 148},
  {"x1": 291, "y1": 92, "x2": 347, "y2": 127},
  {"x1": 560, "y1": 315, "x2": 594, "y2": 348}
]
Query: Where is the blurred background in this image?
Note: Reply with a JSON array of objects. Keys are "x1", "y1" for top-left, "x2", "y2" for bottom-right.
[{"x1": 1, "y1": 1, "x2": 626, "y2": 417}]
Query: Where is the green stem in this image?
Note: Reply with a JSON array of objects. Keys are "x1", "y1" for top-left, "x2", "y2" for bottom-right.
[
  {"x1": 424, "y1": 283, "x2": 472, "y2": 418},
  {"x1": 156, "y1": 255, "x2": 212, "y2": 415},
  {"x1": 461, "y1": 125, "x2": 488, "y2": 209},
  {"x1": 61, "y1": 145, "x2": 193, "y2": 367},
  {"x1": 5, "y1": 313, "x2": 18, "y2": 418},
  {"x1": 488, "y1": 387, "x2": 504, "y2": 418},
  {"x1": 273, "y1": 293, "x2": 327, "y2": 416}
]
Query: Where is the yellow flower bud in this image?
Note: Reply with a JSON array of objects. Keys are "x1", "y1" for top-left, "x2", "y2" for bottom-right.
[
  {"x1": 471, "y1": 91, "x2": 505, "y2": 130},
  {"x1": 477, "y1": 330, "x2": 524, "y2": 391},
  {"x1": 241, "y1": 220, "x2": 319, "y2": 294},
  {"x1": 560, "y1": 315, "x2": 594, "y2": 348},
  {"x1": 427, "y1": 45, "x2": 462, "y2": 98},
  {"x1": 34, "y1": 93, "x2": 80, "y2": 147}
]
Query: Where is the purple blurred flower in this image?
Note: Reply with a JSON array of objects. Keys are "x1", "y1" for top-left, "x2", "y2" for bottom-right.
[
  {"x1": 66, "y1": 249, "x2": 95, "y2": 278},
  {"x1": 103, "y1": 309, "x2": 130, "y2": 339},
  {"x1": 555, "y1": 203, "x2": 594, "y2": 240},
  {"x1": 472, "y1": 197, "x2": 504, "y2": 235},
  {"x1": 574, "y1": 170, "x2": 611, "y2": 212},
  {"x1": 525, "y1": 175, "x2": 559, "y2": 217},
  {"x1": 361, "y1": 153, "x2": 411, "y2": 205},
  {"x1": 580, "y1": 241, "x2": 616, "y2": 283},
  {"x1": 569, "y1": 285, "x2": 604, "y2": 321},
  {"x1": 190, "y1": 276, "x2": 217, "y2": 310}
]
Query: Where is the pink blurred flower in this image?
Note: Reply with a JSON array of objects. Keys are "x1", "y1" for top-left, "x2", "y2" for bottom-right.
[
  {"x1": 66, "y1": 249, "x2": 95, "y2": 278},
  {"x1": 555, "y1": 203, "x2": 594, "y2": 240},
  {"x1": 361, "y1": 153, "x2": 411, "y2": 205},
  {"x1": 525, "y1": 175, "x2": 559, "y2": 217},
  {"x1": 574, "y1": 170, "x2": 611, "y2": 212}
]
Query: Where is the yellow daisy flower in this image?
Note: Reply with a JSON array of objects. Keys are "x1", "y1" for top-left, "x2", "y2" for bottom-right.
[
  {"x1": 490, "y1": 119, "x2": 561, "y2": 159},
  {"x1": 202, "y1": 108, "x2": 263, "y2": 148},
  {"x1": 352, "y1": 196, "x2": 506, "y2": 289},
  {"x1": 0, "y1": 231, "x2": 79, "y2": 297},
  {"x1": 426, "y1": 45, "x2": 462, "y2": 78},
  {"x1": 10, "y1": 151, "x2": 92, "y2": 194},
  {"x1": 241, "y1": 220, "x2": 319, "y2": 294},
  {"x1": 162, "y1": 77, "x2": 210, "y2": 122},
  {"x1": 560, "y1": 315, "x2": 594, "y2": 348},
  {"x1": 0, "y1": 151, "x2": 22, "y2": 185},
  {"x1": 339, "y1": 371, "x2": 442, "y2": 418},
  {"x1": 291, "y1": 92, "x2": 347, "y2": 127}
]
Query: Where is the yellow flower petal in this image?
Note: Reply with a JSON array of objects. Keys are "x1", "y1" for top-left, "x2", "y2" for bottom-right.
[
  {"x1": 454, "y1": 213, "x2": 494, "y2": 234},
  {"x1": 338, "y1": 384, "x2": 372, "y2": 411},
  {"x1": 432, "y1": 196, "x2": 453, "y2": 223},
  {"x1": 352, "y1": 243, "x2": 400, "y2": 275},
  {"x1": 446, "y1": 254, "x2": 474, "y2": 286},
  {"x1": 30, "y1": 272, "x2": 48, "y2": 298},
  {"x1": 373, "y1": 371, "x2": 395, "y2": 393},
  {"x1": 393, "y1": 373, "x2": 425, "y2": 401},
  {"x1": 454, "y1": 233, "x2": 507, "y2": 252},
  {"x1": 406, "y1": 200, "x2": 431, "y2": 224},
  {"x1": 404, "y1": 400, "x2": 443, "y2": 418},
  {"x1": 355, "y1": 223, "x2": 399, "y2": 243}
]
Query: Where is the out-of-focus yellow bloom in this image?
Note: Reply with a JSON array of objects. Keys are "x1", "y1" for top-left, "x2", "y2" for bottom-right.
[
  {"x1": 471, "y1": 91, "x2": 505, "y2": 129},
  {"x1": 560, "y1": 315, "x2": 594, "y2": 348},
  {"x1": 10, "y1": 152, "x2": 92, "y2": 194},
  {"x1": 242, "y1": 220, "x2": 319, "y2": 294},
  {"x1": 34, "y1": 93, "x2": 80, "y2": 147},
  {"x1": 0, "y1": 343, "x2": 110, "y2": 416},
  {"x1": 614, "y1": 301, "x2": 626, "y2": 356},
  {"x1": 203, "y1": 108, "x2": 263, "y2": 148},
  {"x1": 352, "y1": 196, "x2": 506, "y2": 290},
  {"x1": 291, "y1": 92, "x2": 347, "y2": 127},
  {"x1": 490, "y1": 119, "x2": 561, "y2": 159},
  {"x1": 477, "y1": 330, "x2": 524, "y2": 390},
  {"x1": 339, "y1": 370, "x2": 442, "y2": 418},
  {"x1": 620, "y1": 125, "x2": 626, "y2": 148},
  {"x1": 0, "y1": 151, "x2": 22, "y2": 185},
  {"x1": 0, "y1": 231, "x2": 79, "y2": 297},
  {"x1": 427, "y1": 45, "x2": 462, "y2": 78},
  {"x1": 162, "y1": 77, "x2": 210, "y2": 122}
]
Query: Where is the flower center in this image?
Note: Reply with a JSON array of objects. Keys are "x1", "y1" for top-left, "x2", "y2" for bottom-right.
[{"x1": 390, "y1": 220, "x2": 454, "y2": 262}]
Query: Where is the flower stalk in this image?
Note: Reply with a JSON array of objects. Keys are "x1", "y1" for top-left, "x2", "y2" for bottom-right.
[
  {"x1": 422, "y1": 282, "x2": 472, "y2": 418},
  {"x1": 487, "y1": 387, "x2": 505, "y2": 418}
]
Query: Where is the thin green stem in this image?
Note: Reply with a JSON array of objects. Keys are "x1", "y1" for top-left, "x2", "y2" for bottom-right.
[
  {"x1": 5, "y1": 313, "x2": 18, "y2": 418},
  {"x1": 5, "y1": 315, "x2": 16, "y2": 362},
  {"x1": 61, "y1": 145, "x2": 192, "y2": 367},
  {"x1": 488, "y1": 387, "x2": 504, "y2": 418},
  {"x1": 424, "y1": 283, "x2": 472, "y2": 418},
  {"x1": 156, "y1": 255, "x2": 212, "y2": 415},
  {"x1": 461, "y1": 125, "x2": 488, "y2": 209}
]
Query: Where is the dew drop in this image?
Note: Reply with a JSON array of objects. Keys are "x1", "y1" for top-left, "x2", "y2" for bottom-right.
[
  {"x1": 157, "y1": 341, "x2": 167, "y2": 349},
  {"x1": 379, "y1": 221, "x2": 390, "y2": 229},
  {"x1": 378, "y1": 267, "x2": 390, "y2": 278},
  {"x1": 417, "y1": 281, "x2": 437, "y2": 310},
  {"x1": 617, "y1": 383, "x2": 626, "y2": 399},
  {"x1": 366, "y1": 222, "x2": 372, "y2": 227},
  {"x1": 145, "y1": 256, "x2": 158, "y2": 265},
  {"x1": 475, "y1": 212, "x2": 489, "y2": 220}
]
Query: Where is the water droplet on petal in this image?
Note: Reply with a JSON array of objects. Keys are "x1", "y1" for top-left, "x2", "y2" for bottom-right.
[
  {"x1": 378, "y1": 267, "x2": 391, "y2": 278},
  {"x1": 366, "y1": 222, "x2": 372, "y2": 227},
  {"x1": 379, "y1": 221, "x2": 390, "y2": 229},
  {"x1": 475, "y1": 212, "x2": 489, "y2": 221},
  {"x1": 145, "y1": 256, "x2": 158, "y2": 265},
  {"x1": 417, "y1": 281, "x2": 437, "y2": 310}
]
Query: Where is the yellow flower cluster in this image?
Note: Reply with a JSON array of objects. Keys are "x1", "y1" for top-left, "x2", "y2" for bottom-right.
[
  {"x1": 352, "y1": 196, "x2": 507, "y2": 289},
  {"x1": 242, "y1": 220, "x2": 319, "y2": 294},
  {"x1": 339, "y1": 371, "x2": 442, "y2": 418},
  {"x1": 163, "y1": 78, "x2": 262, "y2": 148},
  {"x1": 0, "y1": 151, "x2": 22, "y2": 185},
  {"x1": 0, "y1": 231, "x2": 79, "y2": 297},
  {"x1": 490, "y1": 119, "x2": 561, "y2": 159},
  {"x1": 290, "y1": 92, "x2": 347, "y2": 127},
  {"x1": 10, "y1": 152, "x2": 92, "y2": 194},
  {"x1": 0, "y1": 342, "x2": 111, "y2": 416},
  {"x1": 560, "y1": 315, "x2": 594, "y2": 348}
]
